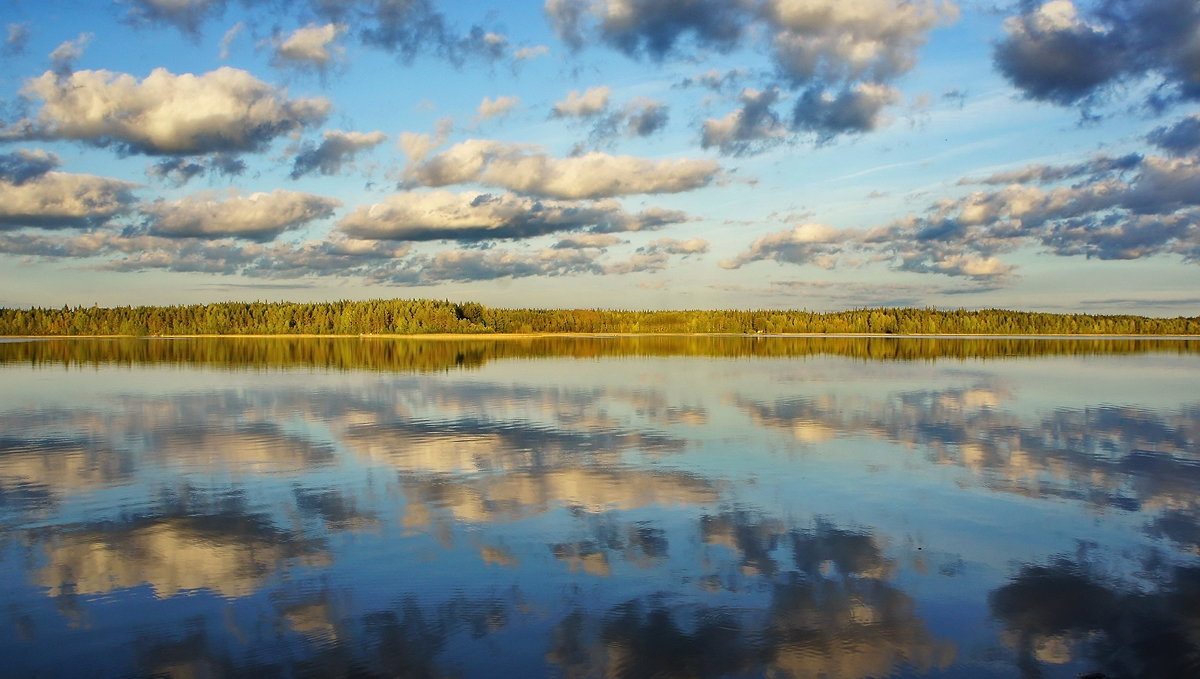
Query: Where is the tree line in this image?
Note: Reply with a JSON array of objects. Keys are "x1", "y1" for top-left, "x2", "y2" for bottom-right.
[{"x1": 0, "y1": 299, "x2": 1197, "y2": 336}]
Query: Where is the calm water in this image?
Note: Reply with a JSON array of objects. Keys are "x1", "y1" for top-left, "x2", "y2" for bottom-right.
[{"x1": 1, "y1": 337, "x2": 1198, "y2": 678}]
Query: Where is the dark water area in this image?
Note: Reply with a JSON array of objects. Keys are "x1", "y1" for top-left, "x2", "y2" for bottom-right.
[{"x1": 1, "y1": 337, "x2": 1198, "y2": 678}]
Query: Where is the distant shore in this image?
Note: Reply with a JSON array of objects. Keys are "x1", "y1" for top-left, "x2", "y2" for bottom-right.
[
  {"x1": 5, "y1": 332, "x2": 1200, "y2": 340},
  {"x1": 3, "y1": 299, "x2": 1197, "y2": 337}
]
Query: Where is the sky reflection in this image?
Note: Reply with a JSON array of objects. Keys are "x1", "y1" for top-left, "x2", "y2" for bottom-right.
[{"x1": 0, "y1": 338, "x2": 1197, "y2": 678}]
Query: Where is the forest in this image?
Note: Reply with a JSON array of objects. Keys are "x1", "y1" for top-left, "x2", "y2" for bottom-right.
[{"x1": 1, "y1": 299, "x2": 1197, "y2": 336}]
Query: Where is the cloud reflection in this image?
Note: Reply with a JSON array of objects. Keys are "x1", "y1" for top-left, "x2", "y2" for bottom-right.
[
  {"x1": 33, "y1": 511, "x2": 328, "y2": 599},
  {"x1": 549, "y1": 516, "x2": 953, "y2": 679},
  {"x1": 735, "y1": 385, "x2": 1200, "y2": 555},
  {"x1": 991, "y1": 556, "x2": 1200, "y2": 678}
]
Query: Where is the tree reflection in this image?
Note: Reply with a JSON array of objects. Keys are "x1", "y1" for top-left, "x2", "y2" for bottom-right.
[{"x1": 3, "y1": 336, "x2": 1195, "y2": 373}]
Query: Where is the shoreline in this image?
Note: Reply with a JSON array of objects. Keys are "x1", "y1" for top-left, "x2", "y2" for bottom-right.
[{"x1": 3, "y1": 332, "x2": 1199, "y2": 340}]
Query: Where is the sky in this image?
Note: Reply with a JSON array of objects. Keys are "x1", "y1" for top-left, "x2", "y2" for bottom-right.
[{"x1": 0, "y1": 0, "x2": 1198, "y2": 315}]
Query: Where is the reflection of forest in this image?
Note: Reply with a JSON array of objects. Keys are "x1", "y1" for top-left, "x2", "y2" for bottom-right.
[{"x1": 2, "y1": 334, "x2": 1197, "y2": 373}]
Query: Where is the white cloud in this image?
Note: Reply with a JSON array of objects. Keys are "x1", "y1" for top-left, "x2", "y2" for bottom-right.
[
  {"x1": 720, "y1": 222, "x2": 846, "y2": 269},
  {"x1": 765, "y1": 0, "x2": 958, "y2": 85},
  {"x1": 552, "y1": 86, "x2": 611, "y2": 117},
  {"x1": 643, "y1": 237, "x2": 709, "y2": 255},
  {"x1": 271, "y1": 23, "x2": 347, "y2": 70},
  {"x1": 405, "y1": 140, "x2": 721, "y2": 199},
  {"x1": 338, "y1": 190, "x2": 688, "y2": 241},
  {"x1": 8, "y1": 67, "x2": 331, "y2": 155},
  {"x1": 477, "y1": 95, "x2": 521, "y2": 120},
  {"x1": 702, "y1": 87, "x2": 788, "y2": 155},
  {"x1": 140, "y1": 189, "x2": 340, "y2": 240},
  {"x1": 0, "y1": 171, "x2": 139, "y2": 230},
  {"x1": 553, "y1": 233, "x2": 623, "y2": 249},
  {"x1": 514, "y1": 45, "x2": 550, "y2": 60}
]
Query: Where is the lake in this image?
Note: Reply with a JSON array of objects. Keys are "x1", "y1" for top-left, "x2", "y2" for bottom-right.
[{"x1": 2, "y1": 336, "x2": 1198, "y2": 678}]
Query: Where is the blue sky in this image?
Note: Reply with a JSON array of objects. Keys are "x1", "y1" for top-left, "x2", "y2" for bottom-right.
[{"x1": 1, "y1": 0, "x2": 1198, "y2": 315}]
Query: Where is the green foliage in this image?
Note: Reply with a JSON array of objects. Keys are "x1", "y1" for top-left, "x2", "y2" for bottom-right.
[{"x1": 0, "y1": 300, "x2": 1197, "y2": 336}]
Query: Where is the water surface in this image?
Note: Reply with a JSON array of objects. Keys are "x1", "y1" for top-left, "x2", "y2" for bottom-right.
[{"x1": 2, "y1": 337, "x2": 1198, "y2": 678}]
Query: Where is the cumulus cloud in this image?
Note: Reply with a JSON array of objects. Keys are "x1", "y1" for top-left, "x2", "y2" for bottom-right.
[
  {"x1": 792, "y1": 83, "x2": 901, "y2": 138},
  {"x1": 764, "y1": 0, "x2": 957, "y2": 85},
  {"x1": 290, "y1": 129, "x2": 387, "y2": 179},
  {"x1": 476, "y1": 95, "x2": 520, "y2": 120},
  {"x1": 642, "y1": 237, "x2": 709, "y2": 255},
  {"x1": 0, "y1": 205, "x2": 703, "y2": 284},
  {"x1": 386, "y1": 240, "x2": 708, "y2": 282},
  {"x1": 338, "y1": 190, "x2": 688, "y2": 242},
  {"x1": 994, "y1": 0, "x2": 1200, "y2": 109},
  {"x1": 400, "y1": 247, "x2": 605, "y2": 282},
  {"x1": 0, "y1": 228, "x2": 668, "y2": 283},
  {"x1": 139, "y1": 189, "x2": 340, "y2": 240},
  {"x1": 552, "y1": 86, "x2": 611, "y2": 118},
  {"x1": 397, "y1": 116, "x2": 454, "y2": 165},
  {"x1": 856, "y1": 151, "x2": 1200, "y2": 274},
  {"x1": 702, "y1": 87, "x2": 788, "y2": 155},
  {"x1": 622, "y1": 98, "x2": 670, "y2": 136},
  {"x1": 720, "y1": 222, "x2": 844, "y2": 270},
  {"x1": 547, "y1": 0, "x2": 954, "y2": 144},
  {"x1": 0, "y1": 169, "x2": 139, "y2": 230},
  {"x1": 270, "y1": 23, "x2": 347, "y2": 72},
  {"x1": 7, "y1": 67, "x2": 331, "y2": 156},
  {"x1": 404, "y1": 140, "x2": 721, "y2": 199},
  {"x1": 552, "y1": 233, "x2": 623, "y2": 249},
  {"x1": 0, "y1": 229, "x2": 413, "y2": 279}
]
